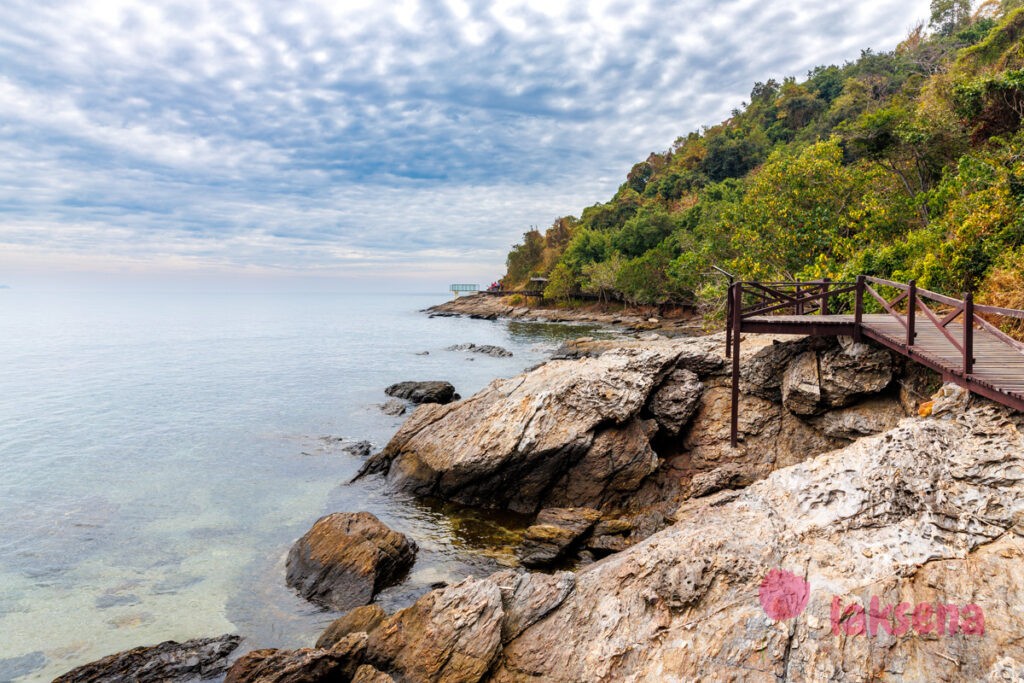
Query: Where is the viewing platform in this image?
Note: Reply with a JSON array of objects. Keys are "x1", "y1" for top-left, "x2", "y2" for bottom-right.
[{"x1": 726, "y1": 276, "x2": 1024, "y2": 446}]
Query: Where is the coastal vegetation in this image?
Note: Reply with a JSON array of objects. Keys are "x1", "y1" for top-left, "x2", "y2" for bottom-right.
[{"x1": 502, "y1": 1, "x2": 1024, "y2": 316}]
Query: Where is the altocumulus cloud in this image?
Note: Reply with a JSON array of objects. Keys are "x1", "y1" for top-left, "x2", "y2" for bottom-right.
[{"x1": 0, "y1": 0, "x2": 930, "y2": 288}]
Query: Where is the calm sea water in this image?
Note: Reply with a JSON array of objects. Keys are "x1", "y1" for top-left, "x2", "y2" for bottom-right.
[{"x1": 0, "y1": 290, "x2": 606, "y2": 682}]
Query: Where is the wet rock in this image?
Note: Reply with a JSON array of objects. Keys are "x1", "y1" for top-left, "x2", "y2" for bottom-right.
[
  {"x1": 447, "y1": 343, "x2": 514, "y2": 358},
  {"x1": 365, "y1": 577, "x2": 503, "y2": 683},
  {"x1": 781, "y1": 350, "x2": 822, "y2": 415},
  {"x1": 342, "y1": 441, "x2": 374, "y2": 458},
  {"x1": 384, "y1": 381, "x2": 458, "y2": 405},
  {"x1": 225, "y1": 635, "x2": 366, "y2": 683},
  {"x1": 379, "y1": 399, "x2": 407, "y2": 417},
  {"x1": 646, "y1": 367, "x2": 703, "y2": 434},
  {"x1": 286, "y1": 512, "x2": 417, "y2": 611},
  {"x1": 54, "y1": 635, "x2": 241, "y2": 683},
  {"x1": 315, "y1": 604, "x2": 387, "y2": 649},
  {"x1": 515, "y1": 508, "x2": 600, "y2": 568}
]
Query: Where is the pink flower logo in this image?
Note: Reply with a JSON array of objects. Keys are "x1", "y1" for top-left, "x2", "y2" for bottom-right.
[{"x1": 759, "y1": 569, "x2": 810, "y2": 621}]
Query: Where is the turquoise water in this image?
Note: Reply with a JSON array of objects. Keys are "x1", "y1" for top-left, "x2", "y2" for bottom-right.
[{"x1": 0, "y1": 291, "x2": 604, "y2": 681}]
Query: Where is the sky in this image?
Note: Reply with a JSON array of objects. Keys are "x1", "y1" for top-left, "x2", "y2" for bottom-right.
[{"x1": 0, "y1": 0, "x2": 932, "y2": 291}]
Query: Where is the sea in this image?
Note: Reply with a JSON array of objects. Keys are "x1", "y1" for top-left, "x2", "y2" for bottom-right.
[{"x1": 0, "y1": 290, "x2": 607, "y2": 682}]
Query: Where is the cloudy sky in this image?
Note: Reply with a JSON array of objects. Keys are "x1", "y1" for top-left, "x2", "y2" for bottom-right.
[{"x1": 0, "y1": 0, "x2": 930, "y2": 291}]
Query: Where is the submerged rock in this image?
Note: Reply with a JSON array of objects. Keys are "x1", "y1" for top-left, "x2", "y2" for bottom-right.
[
  {"x1": 447, "y1": 343, "x2": 514, "y2": 358},
  {"x1": 54, "y1": 635, "x2": 241, "y2": 683},
  {"x1": 379, "y1": 399, "x2": 407, "y2": 417},
  {"x1": 342, "y1": 441, "x2": 374, "y2": 458},
  {"x1": 286, "y1": 512, "x2": 417, "y2": 611},
  {"x1": 384, "y1": 381, "x2": 458, "y2": 405}
]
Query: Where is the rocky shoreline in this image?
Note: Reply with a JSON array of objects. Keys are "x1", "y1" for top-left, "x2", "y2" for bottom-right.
[
  {"x1": 425, "y1": 292, "x2": 704, "y2": 335},
  {"x1": 59, "y1": 320, "x2": 1024, "y2": 682}
]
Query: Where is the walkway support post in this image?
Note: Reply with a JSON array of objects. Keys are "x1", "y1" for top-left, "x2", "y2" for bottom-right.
[
  {"x1": 821, "y1": 277, "x2": 831, "y2": 316},
  {"x1": 725, "y1": 285, "x2": 733, "y2": 358},
  {"x1": 907, "y1": 280, "x2": 917, "y2": 352},
  {"x1": 964, "y1": 291, "x2": 974, "y2": 376},
  {"x1": 730, "y1": 283, "x2": 741, "y2": 448},
  {"x1": 854, "y1": 276, "x2": 864, "y2": 343}
]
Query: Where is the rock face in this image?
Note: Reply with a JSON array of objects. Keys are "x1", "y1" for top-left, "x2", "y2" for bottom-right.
[
  {"x1": 54, "y1": 635, "x2": 241, "y2": 683},
  {"x1": 384, "y1": 381, "x2": 458, "y2": 405},
  {"x1": 286, "y1": 512, "x2": 417, "y2": 611},
  {"x1": 645, "y1": 367, "x2": 703, "y2": 434},
  {"x1": 226, "y1": 635, "x2": 367, "y2": 683},
  {"x1": 483, "y1": 401, "x2": 1024, "y2": 681},
  {"x1": 447, "y1": 343, "x2": 514, "y2": 358},
  {"x1": 320, "y1": 400, "x2": 1024, "y2": 682},
  {"x1": 362, "y1": 343, "x2": 719, "y2": 513}
]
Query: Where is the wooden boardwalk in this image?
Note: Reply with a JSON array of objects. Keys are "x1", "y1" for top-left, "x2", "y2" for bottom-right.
[{"x1": 727, "y1": 276, "x2": 1024, "y2": 446}]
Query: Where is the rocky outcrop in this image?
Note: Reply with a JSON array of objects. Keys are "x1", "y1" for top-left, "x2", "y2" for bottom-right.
[
  {"x1": 360, "y1": 343, "x2": 720, "y2": 514},
  {"x1": 286, "y1": 512, "x2": 417, "y2": 611},
  {"x1": 323, "y1": 400, "x2": 1024, "y2": 682},
  {"x1": 54, "y1": 635, "x2": 241, "y2": 683},
  {"x1": 447, "y1": 343, "x2": 514, "y2": 358},
  {"x1": 384, "y1": 381, "x2": 458, "y2": 405},
  {"x1": 645, "y1": 367, "x2": 703, "y2": 434}
]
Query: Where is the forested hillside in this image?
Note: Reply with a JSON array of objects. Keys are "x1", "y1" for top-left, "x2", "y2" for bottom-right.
[{"x1": 502, "y1": 0, "x2": 1024, "y2": 318}]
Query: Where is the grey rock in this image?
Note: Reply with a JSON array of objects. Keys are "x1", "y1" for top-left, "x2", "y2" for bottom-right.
[
  {"x1": 781, "y1": 350, "x2": 822, "y2": 415},
  {"x1": 380, "y1": 399, "x2": 407, "y2": 417},
  {"x1": 447, "y1": 343, "x2": 514, "y2": 358},
  {"x1": 342, "y1": 441, "x2": 374, "y2": 458},
  {"x1": 647, "y1": 368, "x2": 703, "y2": 434},
  {"x1": 384, "y1": 381, "x2": 458, "y2": 405},
  {"x1": 54, "y1": 635, "x2": 241, "y2": 683}
]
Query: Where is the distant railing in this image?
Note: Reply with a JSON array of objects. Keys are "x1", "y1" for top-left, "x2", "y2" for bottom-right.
[{"x1": 450, "y1": 284, "x2": 479, "y2": 293}]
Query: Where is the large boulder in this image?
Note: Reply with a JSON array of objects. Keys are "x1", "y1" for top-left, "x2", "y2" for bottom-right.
[
  {"x1": 384, "y1": 381, "x2": 458, "y2": 405},
  {"x1": 818, "y1": 339, "x2": 894, "y2": 406},
  {"x1": 286, "y1": 512, "x2": 416, "y2": 611},
  {"x1": 362, "y1": 346, "x2": 701, "y2": 513},
  {"x1": 781, "y1": 351, "x2": 821, "y2": 415},
  {"x1": 54, "y1": 635, "x2": 241, "y2": 683}
]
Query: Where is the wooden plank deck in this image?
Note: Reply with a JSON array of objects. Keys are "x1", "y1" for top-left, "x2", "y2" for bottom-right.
[{"x1": 743, "y1": 313, "x2": 1024, "y2": 406}]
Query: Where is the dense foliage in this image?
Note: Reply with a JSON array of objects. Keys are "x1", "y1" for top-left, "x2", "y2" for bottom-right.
[{"x1": 505, "y1": 1, "x2": 1024, "y2": 314}]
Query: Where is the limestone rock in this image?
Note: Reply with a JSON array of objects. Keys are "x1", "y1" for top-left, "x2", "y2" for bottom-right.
[
  {"x1": 225, "y1": 635, "x2": 366, "y2": 683},
  {"x1": 384, "y1": 381, "x2": 458, "y2": 405},
  {"x1": 286, "y1": 512, "x2": 416, "y2": 611},
  {"x1": 741, "y1": 337, "x2": 816, "y2": 400},
  {"x1": 484, "y1": 402, "x2": 1024, "y2": 682},
  {"x1": 54, "y1": 635, "x2": 241, "y2": 683},
  {"x1": 646, "y1": 368, "x2": 703, "y2": 434},
  {"x1": 818, "y1": 341, "x2": 893, "y2": 406},
  {"x1": 315, "y1": 604, "x2": 386, "y2": 649},
  {"x1": 931, "y1": 382, "x2": 972, "y2": 417},
  {"x1": 810, "y1": 396, "x2": 904, "y2": 440},
  {"x1": 364, "y1": 346, "x2": 687, "y2": 513},
  {"x1": 781, "y1": 351, "x2": 821, "y2": 415}
]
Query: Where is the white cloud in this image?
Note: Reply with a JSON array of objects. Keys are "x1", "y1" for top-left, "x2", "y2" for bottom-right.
[{"x1": 0, "y1": 0, "x2": 932, "y2": 288}]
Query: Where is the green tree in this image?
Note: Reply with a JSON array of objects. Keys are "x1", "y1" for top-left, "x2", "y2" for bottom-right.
[{"x1": 543, "y1": 262, "x2": 577, "y2": 301}]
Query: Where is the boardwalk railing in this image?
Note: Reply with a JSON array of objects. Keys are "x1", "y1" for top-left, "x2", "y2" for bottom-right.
[{"x1": 726, "y1": 275, "x2": 1024, "y2": 447}]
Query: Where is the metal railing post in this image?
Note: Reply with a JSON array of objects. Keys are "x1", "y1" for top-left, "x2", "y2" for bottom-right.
[
  {"x1": 964, "y1": 291, "x2": 974, "y2": 376},
  {"x1": 907, "y1": 280, "x2": 917, "y2": 351},
  {"x1": 725, "y1": 282, "x2": 733, "y2": 358},
  {"x1": 730, "y1": 283, "x2": 742, "y2": 448},
  {"x1": 854, "y1": 275, "x2": 864, "y2": 343},
  {"x1": 821, "y1": 277, "x2": 831, "y2": 316}
]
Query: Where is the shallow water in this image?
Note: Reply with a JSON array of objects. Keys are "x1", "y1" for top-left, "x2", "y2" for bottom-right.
[{"x1": 0, "y1": 290, "x2": 609, "y2": 682}]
